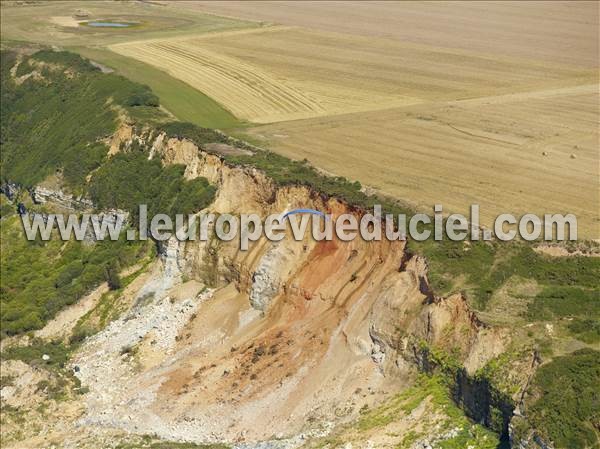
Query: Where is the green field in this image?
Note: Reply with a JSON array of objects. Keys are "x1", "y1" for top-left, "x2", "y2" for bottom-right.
[{"x1": 71, "y1": 47, "x2": 243, "y2": 129}]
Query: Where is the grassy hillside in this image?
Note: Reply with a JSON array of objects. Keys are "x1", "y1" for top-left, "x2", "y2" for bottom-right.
[
  {"x1": 0, "y1": 49, "x2": 216, "y2": 336},
  {"x1": 522, "y1": 349, "x2": 600, "y2": 449},
  {"x1": 0, "y1": 50, "x2": 159, "y2": 190},
  {"x1": 71, "y1": 47, "x2": 243, "y2": 129},
  {"x1": 0, "y1": 214, "x2": 152, "y2": 336},
  {"x1": 416, "y1": 239, "x2": 600, "y2": 314},
  {"x1": 303, "y1": 374, "x2": 500, "y2": 449},
  {"x1": 89, "y1": 151, "x2": 216, "y2": 220}
]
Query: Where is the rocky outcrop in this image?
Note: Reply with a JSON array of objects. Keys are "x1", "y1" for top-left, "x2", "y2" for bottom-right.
[
  {"x1": 0, "y1": 182, "x2": 20, "y2": 201},
  {"x1": 3, "y1": 181, "x2": 94, "y2": 212},
  {"x1": 510, "y1": 427, "x2": 555, "y2": 449},
  {"x1": 32, "y1": 185, "x2": 93, "y2": 211},
  {"x1": 249, "y1": 243, "x2": 290, "y2": 311},
  {"x1": 63, "y1": 125, "x2": 523, "y2": 446},
  {"x1": 368, "y1": 255, "x2": 500, "y2": 373}
]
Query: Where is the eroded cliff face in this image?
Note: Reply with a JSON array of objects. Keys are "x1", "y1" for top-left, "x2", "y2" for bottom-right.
[{"x1": 65, "y1": 127, "x2": 517, "y2": 445}]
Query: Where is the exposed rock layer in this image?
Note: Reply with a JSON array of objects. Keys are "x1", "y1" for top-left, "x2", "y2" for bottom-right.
[{"x1": 68, "y1": 128, "x2": 518, "y2": 445}]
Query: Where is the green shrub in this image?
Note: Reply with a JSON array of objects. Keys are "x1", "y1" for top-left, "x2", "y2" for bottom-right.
[
  {"x1": 105, "y1": 260, "x2": 122, "y2": 290},
  {"x1": 54, "y1": 261, "x2": 85, "y2": 288},
  {"x1": 528, "y1": 286, "x2": 600, "y2": 321},
  {"x1": 161, "y1": 121, "x2": 226, "y2": 145},
  {"x1": 526, "y1": 349, "x2": 600, "y2": 449},
  {"x1": 0, "y1": 216, "x2": 150, "y2": 337},
  {"x1": 121, "y1": 88, "x2": 159, "y2": 107},
  {"x1": 88, "y1": 151, "x2": 216, "y2": 220},
  {"x1": 414, "y1": 239, "x2": 600, "y2": 310},
  {"x1": 32, "y1": 50, "x2": 99, "y2": 73},
  {"x1": 567, "y1": 318, "x2": 600, "y2": 343},
  {"x1": 0, "y1": 50, "x2": 162, "y2": 191},
  {"x1": 0, "y1": 203, "x2": 14, "y2": 218},
  {"x1": 2, "y1": 339, "x2": 71, "y2": 370}
]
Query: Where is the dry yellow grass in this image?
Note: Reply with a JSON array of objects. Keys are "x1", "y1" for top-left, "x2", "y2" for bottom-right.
[
  {"x1": 111, "y1": 29, "x2": 328, "y2": 123},
  {"x1": 111, "y1": 25, "x2": 595, "y2": 124},
  {"x1": 107, "y1": 5, "x2": 598, "y2": 236},
  {"x1": 249, "y1": 83, "x2": 599, "y2": 237},
  {"x1": 184, "y1": 1, "x2": 599, "y2": 68},
  {"x1": 110, "y1": 27, "x2": 427, "y2": 123}
]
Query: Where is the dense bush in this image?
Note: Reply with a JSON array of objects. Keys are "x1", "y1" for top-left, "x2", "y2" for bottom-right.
[
  {"x1": 0, "y1": 50, "x2": 159, "y2": 191},
  {"x1": 527, "y1": 349, "x2": 600, "y2": 449},
  {"x1": 54, "y1": 261, "x2": 85, "y2": 289},
  {"x1": 32, "y1": 50, "x2": 99, "y2": 73},
  {"x1": 88, "y1": 150, "x2": 215, "y2": 220},
  {"x1": 0, "y1": 216, "x2": 151, "y2": 336},
  {"x1": 2, "y1": 338, "x2": 71, "y2": 370},
  {"x1": 161, "y1": 121, "x2": 226, "y2": 146},
  {"x1": 567, "y1": 318, "x2": 600, "y2": 344},
  {"x1": 528, "y1": 286, "x2": 600, "y2": 321},
  {"x1": 105, "y1": 260, "x2": 122, "y2": 290},
  {"x1": 416, "y1": 239, "x2": 600, "y2": 311},
  {"x1": 0, "y1": 193, "x2": 15, "y2": 218},
  {"x1": 0, "y1": 50, "x2": 216, "y2": 337}
]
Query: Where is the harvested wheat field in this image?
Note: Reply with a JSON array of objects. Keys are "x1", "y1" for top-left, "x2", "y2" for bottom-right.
[
  {"x1": 110, "y1": 27, "x2": 427, "y2": 123},
  {"x1": 249, "y1": 83, "x2": 599, "y2": 236},
  {"x1": 109, "y1": 1, "x2": 598, "y2": 236},
  {"x1": 186, "y1": 1, "x2": 599, "y2": 68},
  {"x1": 110, "y1": 25, "x2": 595, "y2": 124}
]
